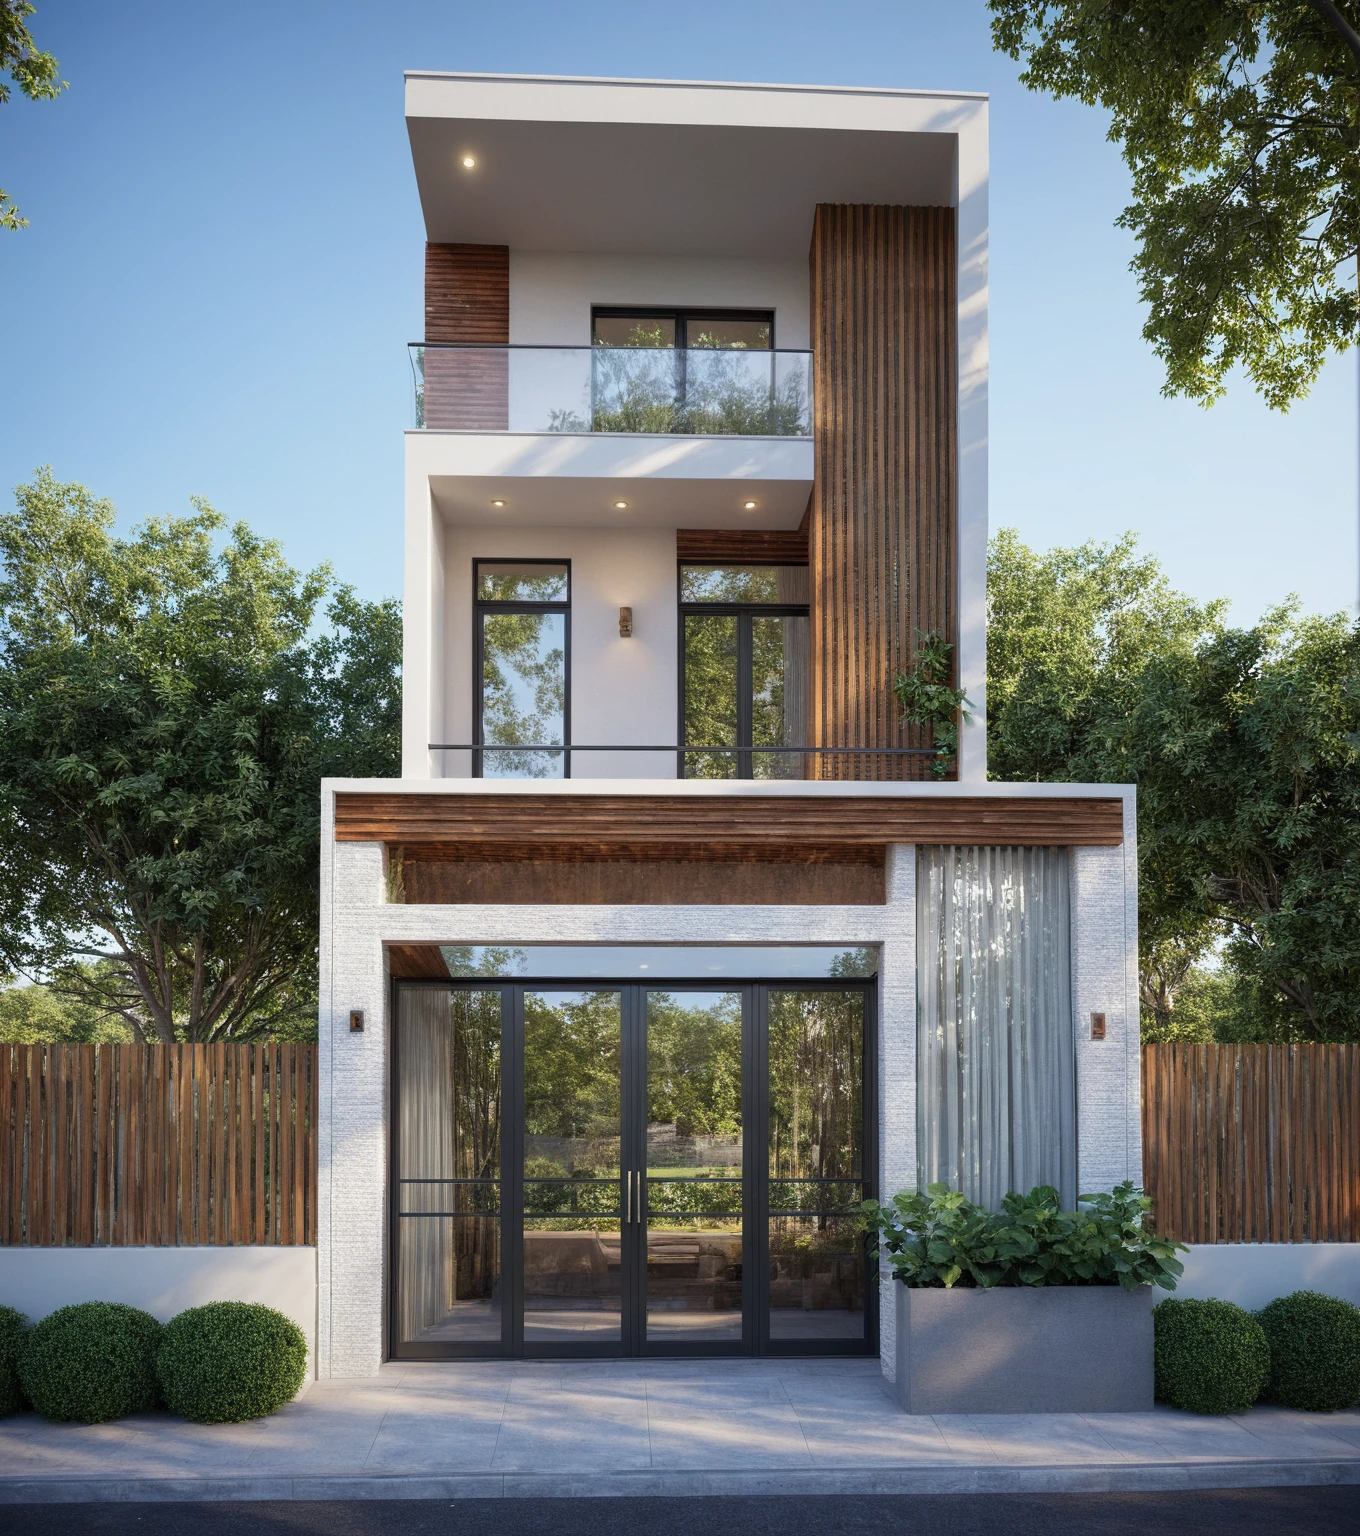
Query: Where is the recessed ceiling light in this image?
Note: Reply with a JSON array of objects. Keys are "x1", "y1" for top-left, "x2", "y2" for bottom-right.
[
  {"x1": 743, "y1": 499, "x2": 758, "y2": 510},
  {"x1": 461, "y1": 155, "x2": 477, "y2": 169},
  {"x1": 613, "y1": 500, "x2": 629, "y2": 510},
  {"x1": 490, "y1": 498, "x2": 506, "y2": 507}
]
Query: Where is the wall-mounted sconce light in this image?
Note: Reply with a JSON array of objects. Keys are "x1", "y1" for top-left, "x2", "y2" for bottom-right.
[
  {"x1": 1090, "y1": 1012, "x2": 1107, "y2": 1040},
  {"x1": 619, "y1": 606, "x2": 633, "y2": 638},
  {"x1": 350, "y1": 1009, "x2": 365, "y2": 1033}
]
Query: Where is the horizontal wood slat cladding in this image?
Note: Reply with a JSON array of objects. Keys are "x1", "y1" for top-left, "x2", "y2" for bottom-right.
[
  {"x1": 335, "y1": 793, "x2": 1123, "y2": 847},
  {"x1": 400, "y1": 854, "x2": 885, "y2": 906},
  {"x1": 423, "y1": 242, "x2": 509, "y2": 429},
  {"x1": 676, "y1": 528, "x2": 809, "y2": 564},
  {"x1": 389, "y1": 944, "x2": 451, "y2": 979},
  {"x1": 809, "y1": 204, "x2": 957, "y2": 781}
]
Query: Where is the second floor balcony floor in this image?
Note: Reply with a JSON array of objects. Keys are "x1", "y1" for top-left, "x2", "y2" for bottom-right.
[{"x1": 410, "y1": 341, "x2": 813, "y2": 438}]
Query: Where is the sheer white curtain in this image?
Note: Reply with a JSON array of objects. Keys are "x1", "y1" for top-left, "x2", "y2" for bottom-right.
[
  {"x1": 916, "y1": 846, "x2": 1076, "y2": 1209},
  {"x1": 396, "y1": 989, "x2": 456, "y2": 1343}
]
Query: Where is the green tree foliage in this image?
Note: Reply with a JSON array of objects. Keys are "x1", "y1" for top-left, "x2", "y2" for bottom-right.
[
  {"x1": 989, "y1": 1, "x2": 1360, "y2": 409},
  {"x1": 894, "y1": 630, "x2": 973, "y2": 778},
  {"x1": 0, "y1": 974, "x2": 133, "y2": 1043},
  {"x1": 988, "y1": 530, "x2": 1360, "y2": 1041},
  {"x1": 1, "y1": 1, "x2": 64, "y2": 230},
  {"x1": 0, "y1": 470, "x2": 401, "y2": 1043}
]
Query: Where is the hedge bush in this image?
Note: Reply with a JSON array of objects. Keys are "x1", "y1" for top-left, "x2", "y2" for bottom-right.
[
  {"x1": 0, "y1": 1306, "x2": 28, "y2": 1416},
  {"x1": 18, "y1": 1302, "x2": 162, "y2": 1423},
  {"x1": 1258, "y1": 1290, "x2": 1360, "y2": 1412},
  {"x1": 1153, "y1": 1297, "x2": 1270, "y2": 1414},
  {"x1": 157, "y1": 1302, "x2": 307, "y2": 1424}
]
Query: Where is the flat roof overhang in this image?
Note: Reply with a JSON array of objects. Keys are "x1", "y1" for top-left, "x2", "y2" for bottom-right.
[
  {"x1": 409, "y1": 429, "x2": 813, "y2": 529},
  {"x1": 405, "y1": 73, "x2": 982, "y2": 255}
]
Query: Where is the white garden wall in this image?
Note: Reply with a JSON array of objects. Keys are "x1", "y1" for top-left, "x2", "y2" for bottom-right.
[{"x1": 1176, "y1": 1244, "x2": 1360, "y2": 1311}]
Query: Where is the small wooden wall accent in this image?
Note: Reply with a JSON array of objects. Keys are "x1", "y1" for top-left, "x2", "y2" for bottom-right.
[
  {"x1": 676, "y1": 527, "x2": 809, "y2": 564},
  {"x1": 809, "y1": 204, "x2": 957, "y2": 781},
  {"x1": 335, "y1": 792, "x2": 1124, "y2": 847},
  {"x1": 423, "y1": 242, "x2": 509, "y2": 430},
  {"x1": 1141, "y1": 1044, "x2": 1360, "y2": 1243},
  {"x1": 399, "y1": 847, "x2": 885, "y2": 905},
  {"x1": 0, "y1": 1044, "x2": 317, "y2": 1247}
]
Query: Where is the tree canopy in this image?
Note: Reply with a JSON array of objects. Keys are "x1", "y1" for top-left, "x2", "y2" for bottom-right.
[
  {"x1": 1, "y1": 1, "x2": 64, "y2": 231},
  {"x1": 989, "y1": 1, "x2": 1360, "y2": 408},
  {"x1": 0, "y1": 469, "x2": 401, "y2": 1042},
  {"x1": 988, "y1": 529, "x2": 1360, "y2": 1042}
]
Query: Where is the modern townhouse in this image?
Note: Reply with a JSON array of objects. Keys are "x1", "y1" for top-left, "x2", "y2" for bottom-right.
[{"x1": 316, "y1": 72, "x2": 1141, "y2": 1379}]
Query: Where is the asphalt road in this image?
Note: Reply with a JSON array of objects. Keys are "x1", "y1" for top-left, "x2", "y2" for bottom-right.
[{"x1": 1, "y1": 1490, "x2": 1358, "y2": 1536}]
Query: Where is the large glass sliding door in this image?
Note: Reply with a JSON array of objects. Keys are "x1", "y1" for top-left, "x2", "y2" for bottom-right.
[{"x1": 391, "y1": 977, "x2": 873, "y2": 1359}]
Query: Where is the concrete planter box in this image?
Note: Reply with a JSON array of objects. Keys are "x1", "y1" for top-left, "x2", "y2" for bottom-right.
[{"x1": 894, "y1": 1283, "x2": 1154, "y2": 1414}]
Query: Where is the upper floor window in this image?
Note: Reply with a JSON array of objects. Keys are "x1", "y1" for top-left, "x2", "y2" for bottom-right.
[
  {"x1": 475, "y1": 560, "x2": 569, "y2": 779},
  {"x1": 592, "y1": 309, "x2": 774, "y2": 351},
  {"x1": 679, "y1": 564, "x2": 810, "y2": 781}
]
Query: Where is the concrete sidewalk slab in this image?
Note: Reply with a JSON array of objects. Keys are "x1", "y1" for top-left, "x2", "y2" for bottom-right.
[{"x1": 1, "y1": 1359, "x2": 1357, "y2": 1502}]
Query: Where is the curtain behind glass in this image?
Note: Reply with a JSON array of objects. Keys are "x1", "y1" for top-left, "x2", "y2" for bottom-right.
[
  {"x1": 397, "y1": 989, "x2": 456, "y2": 1341},
  {"x1": 916, "y1": 847, "x2": 1076, "y2": 1209}
]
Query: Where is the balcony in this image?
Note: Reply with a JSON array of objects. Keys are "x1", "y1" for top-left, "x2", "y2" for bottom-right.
[{"x1": 410, "y1": 344, "x2": 813, "y2": 437}]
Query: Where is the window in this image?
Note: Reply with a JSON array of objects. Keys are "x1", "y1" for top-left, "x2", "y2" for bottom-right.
[
  {"x1": 915, "y1": 847, "x2": 1077, "y2": 1210},
  {"x1": 590, "y1": 310, "x2": 790, "y2": 436},
  {"x1": 678, "y1": 564, "x2": 810, "y2": 780},
  {"x1": 474, "y1": 560, "x2": 569, "y2": 779},
  {"x1": 591, "y1": 309, "x2": 774, "y2": 351}
]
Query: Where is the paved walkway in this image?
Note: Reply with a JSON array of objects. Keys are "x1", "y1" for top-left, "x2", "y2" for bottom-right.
[{"x1": 2, "y1": 1359, "x2": 1359, "y2": 1501}]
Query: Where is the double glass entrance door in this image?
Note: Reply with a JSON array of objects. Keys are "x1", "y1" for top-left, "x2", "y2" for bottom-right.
[{"x1": 392, "y1": 980, "x2": 874, "y2": 1358}]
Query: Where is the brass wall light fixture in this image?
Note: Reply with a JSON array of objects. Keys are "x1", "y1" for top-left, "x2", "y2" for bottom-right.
[{"x1": 619, "y1": 606, "x2": 633, "y2": 638}]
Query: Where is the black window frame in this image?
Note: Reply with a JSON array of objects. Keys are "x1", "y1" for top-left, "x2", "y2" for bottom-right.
[
  {"x1": 473, "y1": 558, "x2": 572, "y2": 780},
  {"x1": 591, "y1": 306, "x2": 776, "y2": 351},
  {"x1": 388, "y1": 973, "x2": 878, "y2": 1362},
  {"x1": 676, "y1": 562, "x2": 810, "y2": 780}
]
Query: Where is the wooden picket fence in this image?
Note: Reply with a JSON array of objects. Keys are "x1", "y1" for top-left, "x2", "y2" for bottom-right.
[
  {"x1": 0, "y1": 1044, "x2": 317, "y2": 1246},
  {"x1": 1142, "y1": 1043, "x2": 1360, "y2": 1244}
]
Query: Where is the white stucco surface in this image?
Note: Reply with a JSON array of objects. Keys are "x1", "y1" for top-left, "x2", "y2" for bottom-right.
[
  {"x1": 510, "y1": 252, "x2": 810, "y2": 349},
  {"x1": 0, "y1": 1247, "x2": 318, "y2": 1374},
  {"x1": 1176, "y1": 1244, "x2": 1360, "y2": 1311}
]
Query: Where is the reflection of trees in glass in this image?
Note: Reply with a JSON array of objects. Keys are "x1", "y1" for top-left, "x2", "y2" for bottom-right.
[
  {"x1": 481, "y1": 610, "x2": 564, "y2": 779},
  {"x1": 768, "y1": 991, "x2": 863, "y2": 1183},
  {"x1": 646, "y1": 992, "x2": 742, "y2": 1142},
  {"x1": 523, "y1": 991, "x2": 621, "y2": 1173},
  {"x1": 547, "y1": 342, "x2": 809, "y2": 437},
  {"x1": 682, "y1": 615, "x2": 738, "y2": 780},
  {"x1": 751, "y1": 615, "x2": 806, "y2": 781}
]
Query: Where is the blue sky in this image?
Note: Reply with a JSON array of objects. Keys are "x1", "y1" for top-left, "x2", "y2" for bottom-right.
[{"x1": 2, "y1": 0, "x2": 1356, "y2": 624}]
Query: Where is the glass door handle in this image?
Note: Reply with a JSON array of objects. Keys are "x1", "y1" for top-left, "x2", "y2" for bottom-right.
[
  {"x1": 635, "y1": 1172, "x2": 644, "y2": 1225},
  {"x1": 625, "y1": 1169, "x2": 633, "y2": 1224}
]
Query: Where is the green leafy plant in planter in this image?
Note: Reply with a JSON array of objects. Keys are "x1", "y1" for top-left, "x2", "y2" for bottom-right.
[
  {"x1": 18, "y1": 1302, "x2": 162, "y2": 1423},
  {"x1": 859, "y1": 1181, "x2": 1185, "y2": 1291},
  {"x1": 157, "y1": 1302, "x2": 307, "y2": 1424},
  {"x1": 1257, "y1": 1290, "x2": 1360, "y2": 1412},
  {"x1": 1154, "y1": 1298, "x2": 1270, "y2": 1415},
  {"x1": 0, "y1": 1305, "x2": 28, "y2": 1416}
]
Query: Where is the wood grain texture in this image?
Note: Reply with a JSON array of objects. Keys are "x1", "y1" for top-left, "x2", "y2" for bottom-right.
[
  {"x1": 336, "y1": 792, "x2": 1124, "y2": 847},
  {"x1": 388, "y1": 944, "x2": 452, "y2": 979},
  {"x1": 809, "y1": 204, "x2": 957, "y2": 781},
  {"x1": 423, "y1": 242, "x2": 509, "y2": 430},
  {"x1": 0, "y1": 1044, "x2": 316, "y2": 1246},
  {"x1": 676, "y1": 528, "x2": 809, "y2": 564},
  {"x1": 1141, "y1": 1044, "x2": 1359, "y2": 1242},
  {"x1": 400, "y1": 853, "x2": 886, "y2": 906}
]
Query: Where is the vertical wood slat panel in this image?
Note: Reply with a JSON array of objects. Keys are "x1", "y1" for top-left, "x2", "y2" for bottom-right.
[
  {"x1": 809, "y1": 203, "x2": 957, "y2": 781},
  {"x1": 0, "y1": 1045, "x2": 317, "y2": 1249},
  {"x1": 1141, "y1": 1044, "x2": 1359, "y2": 1243}
]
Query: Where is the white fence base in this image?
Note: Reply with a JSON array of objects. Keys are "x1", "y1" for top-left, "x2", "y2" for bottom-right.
[
  {"x1": 1177, "y1": 1243, "x2": 1360, "y2": 1310},
  {"x1": 0, "y1": 1246, "x2": 318, "y2": 1375}
]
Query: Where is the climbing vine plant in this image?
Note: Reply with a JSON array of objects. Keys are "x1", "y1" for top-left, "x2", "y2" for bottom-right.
[{"x1": 894, "y1": 630, "x2": 972, "y2": 779}]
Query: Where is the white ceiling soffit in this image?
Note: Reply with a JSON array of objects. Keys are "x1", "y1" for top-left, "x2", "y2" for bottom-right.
[
  {"x1": 407, "y1": 116, "x2": 956, "y2": 257},
  {"x1": 430, "y1": 474, "x2": 810, "y2": 529}
]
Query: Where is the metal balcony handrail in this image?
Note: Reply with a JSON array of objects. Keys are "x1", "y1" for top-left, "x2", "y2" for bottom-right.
[
  {"x1": 409, "y1": 342, "x2": 813, "y2": 353},
  {"x1": 428, "y1": 743, "x2": 936, "y2": 756}
]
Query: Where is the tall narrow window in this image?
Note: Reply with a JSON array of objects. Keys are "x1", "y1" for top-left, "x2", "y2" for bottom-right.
[
  {"x1": 475, "y1": 560, "x2": 569, "y2": 779},
  {"x1": 679, "y1": 564, "x2": 809, "y2": 779},
  {"x1": 916, "y1": 847, "x2": 1076, "y2": 1209}
]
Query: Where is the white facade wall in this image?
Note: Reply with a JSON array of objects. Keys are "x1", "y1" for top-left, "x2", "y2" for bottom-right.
[{"x1": 509, "y1": 253, "x2": 810, "y2": 349}]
